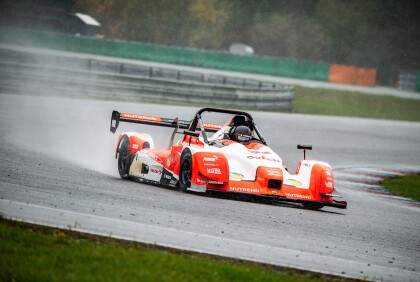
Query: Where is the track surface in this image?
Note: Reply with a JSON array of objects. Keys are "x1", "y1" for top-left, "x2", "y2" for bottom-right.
[{"x1": 1, "y1": 94, "x2": 420, "y2": 281}]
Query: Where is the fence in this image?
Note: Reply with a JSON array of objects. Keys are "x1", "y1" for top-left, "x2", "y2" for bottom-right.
[
  {"x1": 397, "y1": 71, "x2": 417, "y2": 92},
  {"x1": 0, "y1": 47, "x2": 294, "y2": 111}
]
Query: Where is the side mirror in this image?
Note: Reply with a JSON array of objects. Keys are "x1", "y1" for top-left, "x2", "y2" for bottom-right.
[{"x1": 297, "y1": 145, "x2": 312, "y2": 160}]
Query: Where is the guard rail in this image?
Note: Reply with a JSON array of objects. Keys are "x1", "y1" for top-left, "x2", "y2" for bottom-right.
[{"x1": 0, "y1": 48, "x2": 293, "y2": 111}]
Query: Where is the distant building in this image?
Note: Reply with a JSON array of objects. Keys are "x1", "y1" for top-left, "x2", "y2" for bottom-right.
[
  {"x1": 67, "y1": 13, "x2": 101, "y2": 37},
  {"x1": 0, "y1": 0, "x2": 101, "y2": 36}
]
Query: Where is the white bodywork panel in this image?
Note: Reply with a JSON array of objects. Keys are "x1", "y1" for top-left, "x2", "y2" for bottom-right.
[
  {"x1": 129, "y1": 150, "x2": 163, "y2": 182},
  {"x1": 283, "y1": 160, "x2": 331, "y2": 189},
  {"x1": 218, "y1": 143, "x2": 282, "y2": 181},
  {"x1": 124, "y1": 133, "x2": 332, "y2": 191}
]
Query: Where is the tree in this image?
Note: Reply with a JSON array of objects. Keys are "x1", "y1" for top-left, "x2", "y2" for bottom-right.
[
  {"x1": 73, "y1": 0, "x2": 420, "y2": 85},
  {"x1": 187, "y1": 0, "x2": 231, "y2": 49},
  {"x1": 249, "y1": 13, "x2": 326, "y2": 61}
]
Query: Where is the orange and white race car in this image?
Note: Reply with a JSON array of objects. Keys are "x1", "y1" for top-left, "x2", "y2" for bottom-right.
[{"x1": 110, "y1": 108, "x2": 347, "y2": 210}]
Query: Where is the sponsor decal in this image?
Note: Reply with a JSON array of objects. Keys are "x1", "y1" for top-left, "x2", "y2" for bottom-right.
[
  {"x1": 208, "y1": 180, "x2": 224, "y2": 185},
  {"x1": 147, "y1": 151, "x2": 163, "y2": 164},
  {"x1": 196, "y1": 178, "x2": 206, "y2": 185},
  {"x1": 132, "y1": 144, "x2": 139, "y2": 149},
  {"x1": 122, "y1": 113, "x2": 161, "y2": 122},
  {"x1": 324, "y1": 182, "x2": 333, "y2": 188},
  {"x1": 285, "y1": 179, "x2": 302, "y2": 186},
  {"x1": 271, "y1": 190, "x2": 278, "y2": 194},
  {"x1": 111, "y1": 120, "x2": 116, "y2": 127},
  {"x1": 266, "y1": 168, "x2": 281, "y2": 176},
  {"x1": 326, "y1": 171, "x2": 332, "y2": 176},
  {"x1": 203, "y1": 155, "x2": 218, "y2": 162},
  {"x1": 207, "y1": 168, "x2": 221, "y2": 174},
  {"x1": 303, "y1": 163, "x2": 311, "y2": 167},
  {"x1": 166, "y1": 156, "x2": 172, "y2": 167},
  {"x1": 150, "y1": 168, "x2": 162, "y2": 175},
  {"x1": 230, "y1": 172, "x2": 244, "y2": 179},
  {"x1": 257, "y1": 177, "x2": 265, "y2": 182},
  {"x1": 285, "y1": 193, "x2": 311, "y2": 200},
  {"x1": 229, "y1": 187, "x2": 260, "y2": 193},
  {"x1": 202, "y1": 123, "x2": 223, "y2": 130},
  {"x1": 164, "y1": 174, "x2": 172, "y2": 180},
  {"x1": 247, "y1": 149, "x2": 272, "y2": 154},
  {"x1": 247, "y1": 155, "x2": 281, "y2": 163}
]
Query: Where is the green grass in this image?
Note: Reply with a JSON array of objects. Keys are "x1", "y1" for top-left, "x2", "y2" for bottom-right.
[
  {"x1": 293, "y1": 86, "x2": 420, "y2": 121},
  {"x1": 0, "y1": 219, "x2": 353, "y2": 282},
  {"x1": 382, "y1": 174, "x2": 420, "y2": 201}
]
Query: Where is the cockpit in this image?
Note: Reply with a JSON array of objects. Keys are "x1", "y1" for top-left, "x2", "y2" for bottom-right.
[{"x1": 209, "y1": 115, "x2": 259, "y2": 144}]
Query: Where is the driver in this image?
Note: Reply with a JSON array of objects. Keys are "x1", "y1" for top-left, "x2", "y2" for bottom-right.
[
  {"x1": 216, "y1": 115, "x2": 253, "y2": 143},
  {"x1": 231, "y1": 125, "x2": 252, "y2": 143}
]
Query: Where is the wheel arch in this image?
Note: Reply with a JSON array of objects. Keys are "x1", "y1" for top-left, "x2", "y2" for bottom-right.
[
  {"x1": 115, "y1": 132, "x2": 155, "y2": 158},
  {"x1": 182, "y1": 146, "x2": 230, "y2": 187}
]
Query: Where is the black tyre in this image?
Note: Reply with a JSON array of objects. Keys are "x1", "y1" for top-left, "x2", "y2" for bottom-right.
[
  {"x1": 179, "y1": 149, "x2": 193, "y2": 192},
  {"x1": 302, "y1": 202, "x2": 324, "y2": 210},
  {"x1": 117, "y1": 136, "x2": 131, "y2": 179}
]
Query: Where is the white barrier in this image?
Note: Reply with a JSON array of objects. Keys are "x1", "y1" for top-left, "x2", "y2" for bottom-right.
[{"x1": 0, "y1": 48, "x2": 293, "y2": 111}]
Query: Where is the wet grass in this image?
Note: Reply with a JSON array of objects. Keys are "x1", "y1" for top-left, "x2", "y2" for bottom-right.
[
  {"x1": 293, "y1": 86, "x2": 420, "y2": 122},
  {"x1": 382, "y1": 174, "x2": 420, "y2": 201},
  {"x1": 0, "y1": 218, "x2": 356, "y2": 282}
]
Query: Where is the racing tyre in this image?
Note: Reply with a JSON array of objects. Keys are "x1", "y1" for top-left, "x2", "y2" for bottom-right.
[
  {"x1": 301, "y1": 202, "x2": 324, "y2": 210},
  {"x1": 118, "y1": 136, "x2": 131, "y2": 179},
  {"x1": 179, "y1": 149, "x2": 192, "y2": 192}
]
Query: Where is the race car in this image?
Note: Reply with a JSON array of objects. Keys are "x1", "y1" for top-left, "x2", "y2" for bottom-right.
[{"x1": 110, "y1": 107, "x2": 347, "y2": 210}]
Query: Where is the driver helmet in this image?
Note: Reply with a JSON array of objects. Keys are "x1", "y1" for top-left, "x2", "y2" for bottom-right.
[{"x1": 233, "y1": 125, "x2": 252, "y2": 143}]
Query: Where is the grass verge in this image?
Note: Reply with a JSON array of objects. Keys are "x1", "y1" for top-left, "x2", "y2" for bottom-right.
[
  {"x1": 293, "y1": 86, "x2": 420, "y2": 122},
  {"x1": 0, "y1": 218, "x2": 357, "y2": 282},
  {"x1": 382, "y1": 174, "x2": 420, "y2": 201}
]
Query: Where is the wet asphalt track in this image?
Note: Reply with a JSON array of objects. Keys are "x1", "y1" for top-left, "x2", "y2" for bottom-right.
[{"x1": 1, "y1": 94, "x2": 420, "y2": 281}]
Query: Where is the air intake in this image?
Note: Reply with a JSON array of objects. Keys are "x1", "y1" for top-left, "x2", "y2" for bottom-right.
[{"x1": 268, "y1": 179, "x2": 281, "y2": 189}]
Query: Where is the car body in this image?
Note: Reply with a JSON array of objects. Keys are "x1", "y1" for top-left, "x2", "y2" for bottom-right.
[{"x1": 110, "y1": 107, "x2": 347, "y2": 209}]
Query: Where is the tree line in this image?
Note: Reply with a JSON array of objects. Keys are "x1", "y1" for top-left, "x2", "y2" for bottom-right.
[{"x1": 75, "y1": 0, "x2": 420, "y2": 85}]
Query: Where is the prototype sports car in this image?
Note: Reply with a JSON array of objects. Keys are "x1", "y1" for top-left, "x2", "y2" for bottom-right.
[{"x1": 110, "y1": 107, "x2": 347, "y2": 209}]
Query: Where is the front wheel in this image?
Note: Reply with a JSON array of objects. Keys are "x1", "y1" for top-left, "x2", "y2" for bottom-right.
[
  {"x1": 179, "y1": 149, "x2": 192, "y2": 192},
  {"x1": 117, "y1": 136, "x2": 131, "y2": 179}
]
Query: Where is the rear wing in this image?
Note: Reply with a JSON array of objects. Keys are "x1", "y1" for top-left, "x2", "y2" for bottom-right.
[{"x1": 110, "y1": 111, "x2": 223, "y2": 134}]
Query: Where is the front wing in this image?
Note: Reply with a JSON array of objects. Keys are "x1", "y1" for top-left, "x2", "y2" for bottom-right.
[{"x1": 206, "y1": 188, "x2": 347, "y2": 209}]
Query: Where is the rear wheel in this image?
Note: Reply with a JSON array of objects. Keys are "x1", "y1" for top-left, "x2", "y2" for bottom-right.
[
  {"x1": 179, "y1": 149, "x2": 192, "y2": 192},
  {"x1": 118, "y1": 136, "x2": 131, "y2": 179},
  {"x1": 302, "y1": 202, "x2": 324, "y2": 210}
]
